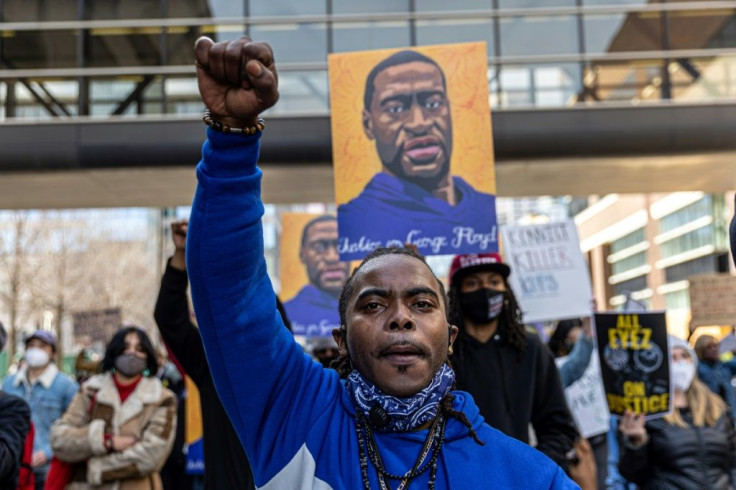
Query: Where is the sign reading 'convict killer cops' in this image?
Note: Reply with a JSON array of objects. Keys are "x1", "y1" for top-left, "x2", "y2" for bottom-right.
[
  {"x1": 501, "y1": 220, "x2": 592, "y2": 323},
  {"x1": 594, "y1": 311, "x2": 672, "y2": 419}
]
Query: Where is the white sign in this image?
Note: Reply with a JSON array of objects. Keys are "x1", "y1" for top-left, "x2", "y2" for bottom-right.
[
  {"x1": 557, "y1": 355, "x2": 611, "y2": 438},
  {"x1": 501, "y1": 221, "x2": 593, "y2": 323}
]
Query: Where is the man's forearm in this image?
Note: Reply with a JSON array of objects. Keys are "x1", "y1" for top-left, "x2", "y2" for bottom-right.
[{"x1": 170, "y1": 249, "x2": 186, "y2": 272}]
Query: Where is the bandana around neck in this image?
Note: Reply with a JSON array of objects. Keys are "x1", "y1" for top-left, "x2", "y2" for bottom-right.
[{"x1": 346, "y1": 363, "x2": 456, "y2": 432}]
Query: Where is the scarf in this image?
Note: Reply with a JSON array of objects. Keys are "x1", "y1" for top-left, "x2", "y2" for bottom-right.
[{"x1": 346, "y1": 363, "x2": 455, "y2": 432}]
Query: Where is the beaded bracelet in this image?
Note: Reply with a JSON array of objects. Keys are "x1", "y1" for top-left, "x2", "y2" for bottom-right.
[{"x1": 202, "y1": 110, "x2": 265, "y2": 135}]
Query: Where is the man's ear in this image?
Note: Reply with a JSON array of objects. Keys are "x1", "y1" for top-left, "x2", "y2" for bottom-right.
[
  {"x1": 448, "y1": 324, "x2": 459, "y2": 347},
  {"x1": 299, "y1": 246, "x2": 307, "y2": 265},
  {"x1": 332, "y1": 327, "x2": 349, "y2": 357},
  {"x1": 362, "y1": 108, "x2": 375, "y2": 140}
]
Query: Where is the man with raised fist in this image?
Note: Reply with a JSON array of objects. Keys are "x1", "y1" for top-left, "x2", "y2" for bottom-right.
[{"x1": 186, "y1": 36, "x2": 576, "y2": 489}]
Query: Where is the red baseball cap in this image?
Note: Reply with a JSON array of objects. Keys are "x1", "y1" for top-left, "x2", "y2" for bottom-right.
[{"x1": 448, "y1": 253, "x2": 511, "y2": 286}]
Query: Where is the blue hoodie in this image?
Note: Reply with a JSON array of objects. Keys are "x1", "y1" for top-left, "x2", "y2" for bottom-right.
[
  {"x1": 186, "y1": 129, "x2": 577, "y2": 489},
  {"x1": 283, "y1": 284, "x2": 340, "y2": 337},
  {"x1": 337, "y1": 172, "x2": 498, "y2": 260}
]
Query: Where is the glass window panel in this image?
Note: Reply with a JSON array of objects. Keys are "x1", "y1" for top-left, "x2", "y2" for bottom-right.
[
  {"x1": 497, "y1": 63, "x2": 580, "y2": 108},
  {"x1": 499, "y1": 15, "x2": 578, "y2": 57},
  {"x1": 169, "y1": 1, "x2": 244, "y2": 18},
  {"x1": 659, "y1": 226, "x2": 714, "y2": 260},
  {"x1": 333, "y1": 0, "x2": 408, "y2": 14},
  {"x1": 250, "y1": 0, "x2": 326, "y2": 16},
  {"x1": 416, "y1": 0, "x2": 491, "y2": 11},
  {"x1": 86, "y1": 0, "x2": 162, "y2": 20},
  {"x1": 498, "y1": 0, "x2": 574, "y2": 8},
  {"x1": 165, "y1": 77, "x2": 201, "y2": 115},
  {"x1": 664, "y1": 255, "x2": 718, "y2": 283},
  {"x1": 90, "y1": 79, "x2": 140, "y2": 117},
  {"x1": 2, "y1": 30, "x2": 77, "y2": 69},
  {"x1": 610, "y1": 228, "x2": 645, "y2": 254},
  {"x1": 3, "y1": 0, "x2": 79, "y2": 21},
  {"x1": 670, "y1": 56, "x2": 736, "y2": 101},
  {"x1": 667, "y1": 9, "x2": 736, "y2": 50},
  {"x1": 87, "y1": 29, "x2": 162, "y2": 67},
  {"x1": 584, "y1": 13, "x2": 663, "y2": 54},
  {"x1": 415, "y1": 19, "x2": 493, "y2": 55},
  {"x1": 250, "y1": 23, "x2": 327, "y2": 63},
  {"x1": 664, "y1": 290, "x2": 690, "y2": 311},
  {"x1": 585, "y1": 59, "x2": 664, "y2": 103},
  {"x1": 583, "y1": 0, "x2": 655, "y2": 6},
  {"x1": 264, "y1": 71, "x2": 328, "y2": 115},
  {"x1": 611, "y1": 251, "x2": 647, "y2": 276},
  {"x1": 612, "y1": 275, "x2": 647, "y2": 297},
  {"x1": 332, "y1": 21, "x2": 410, "y2": 53},
  {"x1": 659, "y1": 196, "x2": 712, "y2": 233}
]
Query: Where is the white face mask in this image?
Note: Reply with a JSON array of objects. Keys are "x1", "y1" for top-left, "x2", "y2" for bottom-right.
[
  {"x1": 672, "y1": 359, "x2": 696, "y2": 392},
  {"x1": 25, "y1": 347, "x2": 50, "y2": 369}
]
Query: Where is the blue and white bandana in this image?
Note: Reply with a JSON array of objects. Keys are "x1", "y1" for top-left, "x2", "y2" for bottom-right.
[{"x1": 346, "y1": 363, "x2": 456, "y2": 432}]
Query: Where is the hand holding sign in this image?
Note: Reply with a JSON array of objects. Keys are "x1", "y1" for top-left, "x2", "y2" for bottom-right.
[
  {"x1": 195, "y1": 36, "x2": 279, "y2": 128},
  {"x1": 619, "y1": 410, "x2": 648, "y2": 447}
]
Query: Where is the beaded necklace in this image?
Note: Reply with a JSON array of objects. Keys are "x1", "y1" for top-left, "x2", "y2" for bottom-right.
[{"x1": 354, "y1": 404, "x2": 448, "y2": 490}]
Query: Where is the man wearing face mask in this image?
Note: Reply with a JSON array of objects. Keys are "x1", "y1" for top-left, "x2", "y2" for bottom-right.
[
  {"x1": 447, "y1": 253, "x2": 578, "y2": 469},
  {"x1": 2, "y1": 330, "x2": 77, "y2": 490}
]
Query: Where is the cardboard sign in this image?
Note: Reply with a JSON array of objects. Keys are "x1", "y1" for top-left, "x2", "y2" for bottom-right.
[
  {"x1": 595, "y1": 312, "x2": 671, "y2": 419},
  {"x1": 688, "y1": 274, "x2": 736, "y2": 329},
  {"x1": 72, "y1": 307, "x2": 121, "y2": 343},
  {"x1": 501, "y1": 221, "x2": 593, "y2": 323},
  {"x1": 280, "y1": 213, "x2": 349, "y2": 337},
  {"x1": 557, "y1": 355, "x2": 610, "y2": 438},
  {"x1": 329, "y1": 42, "x2": 497, "y2": 260}
]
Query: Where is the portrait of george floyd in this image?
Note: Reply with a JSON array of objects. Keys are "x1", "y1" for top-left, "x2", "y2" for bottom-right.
[
  {"x1": 280, "y1": 213, "x2": 350, "y2": 338},
  {"x1": 329, "y1": 42, "x2": 498, "y2": 261}
]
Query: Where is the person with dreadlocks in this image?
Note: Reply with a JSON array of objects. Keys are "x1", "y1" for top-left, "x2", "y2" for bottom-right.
[
  {"x1": 447, "y1": 253, "x2": 578, "y2": 469},
  {"x1": 185, "y1": 35, "x2": 577, "y2": 489}
]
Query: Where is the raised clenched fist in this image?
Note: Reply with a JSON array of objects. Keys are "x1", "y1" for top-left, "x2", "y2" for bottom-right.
[{"x1": 195, "y1": 36, "x2": 279, "y2": 128}]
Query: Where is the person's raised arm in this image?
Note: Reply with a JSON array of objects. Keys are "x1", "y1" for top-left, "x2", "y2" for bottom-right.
[
  {"x1": 186, "y1": 36, "x2": 340, "y2": 481},
  {"x1": 153, "y1": 220, "x2": 207, "y2": 385}
]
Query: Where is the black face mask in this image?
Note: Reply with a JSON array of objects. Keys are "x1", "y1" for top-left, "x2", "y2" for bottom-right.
[{"x1": 460, "y1": 288, "x2": 505, "y2": 324}]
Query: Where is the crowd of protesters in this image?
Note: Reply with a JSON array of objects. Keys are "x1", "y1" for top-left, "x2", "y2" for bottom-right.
[{"x1": 1, "y1": 35, "x2": 736, "y2": 490}]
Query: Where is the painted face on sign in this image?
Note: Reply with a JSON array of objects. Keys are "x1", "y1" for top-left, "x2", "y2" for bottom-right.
[
  {"x1": 300, "y1": 218, "x2": 350, "y2": 298},
  {"x1": 363, "y1": 60, "x2": 453, "y2": 193}
]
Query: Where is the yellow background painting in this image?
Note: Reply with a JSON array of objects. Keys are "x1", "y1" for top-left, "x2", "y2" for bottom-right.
[
  {"x1": 279, "y1": 213, "x2": 317, "y2": 302},
  {"x1": 328, "y1": 42, "x2": 495, "y2": 206}
]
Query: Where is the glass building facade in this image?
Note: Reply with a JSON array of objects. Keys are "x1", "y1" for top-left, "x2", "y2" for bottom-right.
[{"x1": 3, "y1": 0, "x2": 736, "y2": 120}]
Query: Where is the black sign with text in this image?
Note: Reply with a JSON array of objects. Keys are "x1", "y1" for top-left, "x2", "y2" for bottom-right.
[{"x1": 594, "y1": 311, "x2": 671, "y2": 419}]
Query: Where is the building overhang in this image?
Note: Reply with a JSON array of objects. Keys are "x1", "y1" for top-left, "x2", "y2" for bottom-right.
[{"x1": 2, "y1": 102, "x2": 736, "y2": 208}]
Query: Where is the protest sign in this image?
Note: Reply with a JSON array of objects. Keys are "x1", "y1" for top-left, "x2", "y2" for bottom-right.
[
  {"x1": 72, "y1": 307, "x2": 121, "y2": 343},
  {"x1": 185, "y1": 376, "x2": 204, "y2": 475},
  {"x1": 556, "y1": 354, "x2": 610, "y2": 438},
  {"x1": 688, "y1": 274, "x2": 736, "y2": 330},
  {"x1": 594, "y1": 311, "x2": 671, "y2": 419},
  {"x1": 501, "y1": 221, "x2": 592, "y2": 323},
  {"x1": 280, "y1": 213, "x2": 349, "y2": 337},
  {"x1": 329, "y1": 42, "x2": 497, "y2": 260}
]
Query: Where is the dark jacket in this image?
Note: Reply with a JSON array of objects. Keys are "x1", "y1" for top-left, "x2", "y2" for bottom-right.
[
  {"x1": 619, "y1": 409, "x2": 736, "y2": 489},
  {"x1": 0, "y1": 391, "x2": 31, "y2": 489},
  {"x1": 698, "y1": 359, "x2": 736, "y2": 420},
  {"x1": 153, "y1": 261, "x2": 254, "y2": 490},
  {"x1": 451, "y1": 329, "x2": 578, "y2": 468}
]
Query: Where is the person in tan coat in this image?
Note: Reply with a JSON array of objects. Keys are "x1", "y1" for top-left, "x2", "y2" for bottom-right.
[{"x1": 50, "y1": 326, "x2": 177, "y2": 489}]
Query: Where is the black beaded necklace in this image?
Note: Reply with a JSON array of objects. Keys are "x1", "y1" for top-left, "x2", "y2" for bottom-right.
[{"x1": 354, "y1": 404, "x2": 448, "y2": 490}]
